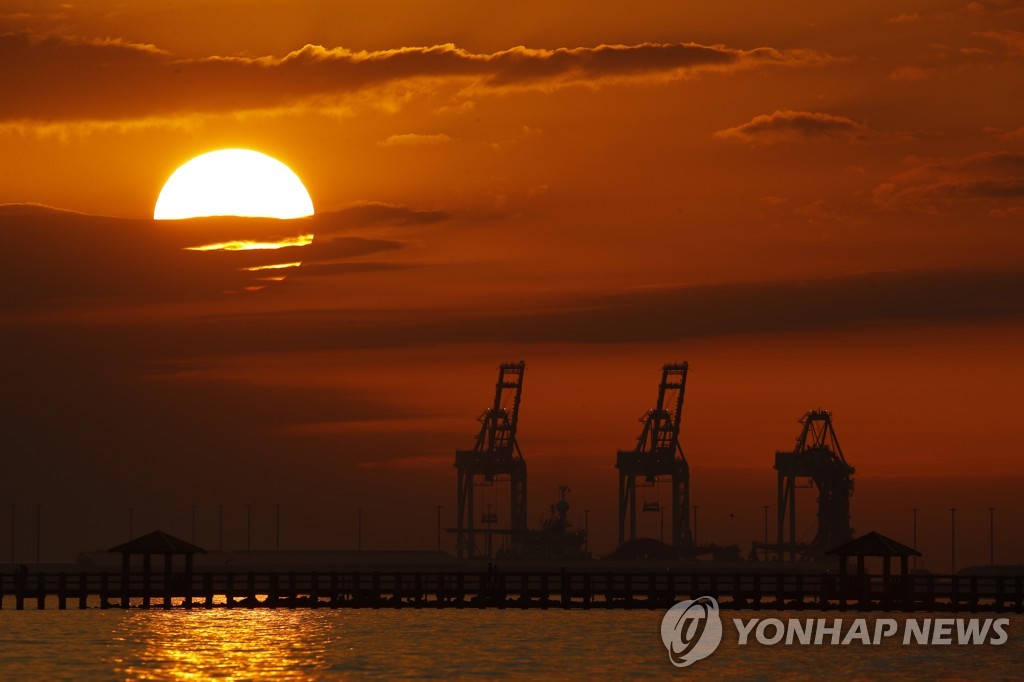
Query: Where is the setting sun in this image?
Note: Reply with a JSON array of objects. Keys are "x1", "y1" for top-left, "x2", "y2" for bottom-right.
[{"x1": 153, "y1": 149, "x2": 314, "y2": 220}]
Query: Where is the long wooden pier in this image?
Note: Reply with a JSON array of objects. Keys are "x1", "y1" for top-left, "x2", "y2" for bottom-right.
[{"x1": 2, "y1": 570, "x2": 1022, "y2": 612}]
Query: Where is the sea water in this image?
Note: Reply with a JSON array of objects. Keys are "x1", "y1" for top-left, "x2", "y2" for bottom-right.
[{"x1": 0, "y1": 609, "x2": 1020, "y2": 679}]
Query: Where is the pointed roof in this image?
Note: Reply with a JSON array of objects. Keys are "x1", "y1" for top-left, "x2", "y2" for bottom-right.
[
  {"x1": 825, "y1": 531, "x2": 921, "y2": 558},
  {"x1": 108, "y1": 530, "x2": 206, "y2": 555}
]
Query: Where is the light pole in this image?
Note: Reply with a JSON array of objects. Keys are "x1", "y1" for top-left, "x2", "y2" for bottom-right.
[
  {"x1": 659, "y1": 505, "x2": 665, "y2": 544},
  {"x1": 357, "y1": 508, "x2": 364, "y2": 552},
  {"x1": 912, "y1": 508, "x2": 918, "y2": 571},
  {"x1": 485, "y1": 503, "x2": 494, "y2": 558},
  {"x1": 276, "y1": 504, "x2": 281, "y2": 551},
  {"x1": 435, "y1": 505, "x2": 442, "y2": 552},
  {"x1": 192, "y1": 504, "x2": 197, "y2": 544},
  {"x1": 584, "y1": 509, "x2": 590, "y2": 553},
  {"x1": 35, "y1": 504, "x2": 40, "y2": 565},
  {"x1": 949, "y1": 507, "x2": 956, "y2": 575},
  {"x1": 693, "y1": 506, "x2": 699, "y2": 547},
  {"x1": 246, "y1": 504, "x2": 252, "y2": 551},
  {"x1": 129, "y1": 506, "x2": 133, "y2": 542},
  {"x1": 218, "y1": 504, "x2": 224, "y2": 552},
  {"x1": 9, "y1": 504, "x2": 14, "y2": 563},
  {"x1": 989, "y1": 507, "x2": 995, "y2": 566},
  {"x1": 762, "y1": 505, "x2": 769, "y2": 558}
]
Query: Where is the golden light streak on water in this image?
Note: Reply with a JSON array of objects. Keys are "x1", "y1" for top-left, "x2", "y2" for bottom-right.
[{"x1": 110, "y1": 610, "x2": 333, "y2": 680}]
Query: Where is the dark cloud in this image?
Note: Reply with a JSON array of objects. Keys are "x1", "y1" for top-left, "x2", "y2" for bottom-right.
[
  {"x1": 6, "y1": 206, "x2": 1022, "y2": 346},
  {"x1": 0, "y1": 33, "x2": 832, "y2": 122},
  {"x1": 0, "y1": 205, "x2": 419, "y2": 310},
  {"x1": 887, "y1": 12, "x2": 921, "y2": 24},
  {"x1": 975, "y1": 29, "x2": 1024, "y2": 55},
  {"x1": 963, "y1": 0, "x2": 1024, "y2": 14},
  {"x1": 286, "y1": 261, "x2": 410, "y2": 278},
  {"x1": 312, "y1": 202, "x2": 452, "y2": 230},
  {"x1": 478, "y1": 42, "x2": 754, "y2": 86},
  {"x1": 872, "y1": 151, "x2": 1024, "y2": 214},
  {"x1": 888, "y1": 65, "x2": 933, "y2": 81},
  {"x1": 0, "y1": 207, "x2": 246, "y2": 308},
  {"x1": 938, "y1": 178, "x2": 1024, "y2": 199},
  {"x1": 18, "y1": 267, "x2": 1019, "y2": 360},
  {"x1": 715, "y1": 110, "x2": 869, "y2": 144},
  {"x1": 380, "y1": 133, "x2": 452, "y2": 147},
  {"x1": 304, "y1": 236, "x2": 405, "y2": 259},
  {"x1": 456, "y1": 268, "x2": 1024, "y2": 345},
  {"x1": 891, "y1": 1, "x2": 1024, "y2": 23}
]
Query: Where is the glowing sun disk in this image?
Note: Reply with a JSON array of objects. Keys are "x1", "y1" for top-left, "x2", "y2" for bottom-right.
[{"x1": 154, "y1": 149, "x2": 314, "y2": 220}]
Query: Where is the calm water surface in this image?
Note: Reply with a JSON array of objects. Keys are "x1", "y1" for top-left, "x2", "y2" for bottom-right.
[{"x1": 0, "y1": 609, "x2": 1020, "y2": 679}]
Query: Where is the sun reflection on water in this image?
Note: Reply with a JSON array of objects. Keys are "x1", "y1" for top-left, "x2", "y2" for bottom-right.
[{"x1": 107, "y1": 610, "x2": 337, "y2": 680}]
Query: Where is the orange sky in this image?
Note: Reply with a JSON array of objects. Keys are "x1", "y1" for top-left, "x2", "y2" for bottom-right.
[{"x1": 0, "y1": 1, "x2": 1022, "y2": 565}]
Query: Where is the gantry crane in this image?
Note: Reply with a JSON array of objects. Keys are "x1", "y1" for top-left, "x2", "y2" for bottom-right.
[
  {"x1": 774, "y1": 410, "x2": 855, "y2": 561},
  {"x1": 454, "y1": 362, "x2": 528, "y2": 559},
  {"x1": 615, "y1": 363, "x2": 692, "y2": 550}
]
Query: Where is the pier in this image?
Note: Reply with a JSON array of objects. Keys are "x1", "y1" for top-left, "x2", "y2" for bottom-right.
[{"x1": 2, "y1": 570, "x2": 1022, "y2": 612}]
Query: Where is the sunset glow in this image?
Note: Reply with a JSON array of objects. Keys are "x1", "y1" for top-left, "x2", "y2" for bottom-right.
[{"x1": 1, "y1": 5, "x2": 1023, "y2": 649}]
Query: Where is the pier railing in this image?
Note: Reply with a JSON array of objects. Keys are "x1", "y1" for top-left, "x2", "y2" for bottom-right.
[{"x1": 1, "y1": 570, "x2": 1021, "y2": 611}]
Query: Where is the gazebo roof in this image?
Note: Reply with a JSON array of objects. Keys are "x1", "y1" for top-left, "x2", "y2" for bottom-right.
[
  {"x1": 825, "y1": 531, "x2": 921, "y2": 558},
  {"x1": 108, "y1": 530, "x2": 206, "y2": 555}
]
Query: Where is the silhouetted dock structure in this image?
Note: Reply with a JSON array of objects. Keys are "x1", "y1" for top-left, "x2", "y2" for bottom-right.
[
  {"x1": 6, "y1": 366, "x2": 1015, "y2": 615},
  {"x1": 2, "y1": 570, "x2": 1022, "y2": 612}
]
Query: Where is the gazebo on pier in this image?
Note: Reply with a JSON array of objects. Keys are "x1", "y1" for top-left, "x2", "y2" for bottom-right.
[
  {"x1": 826, "y1": 531, "x2": 921, "y2": 607},
  {"x1": 109, "y1": 530, "x2": 205, "y2": 608}
]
